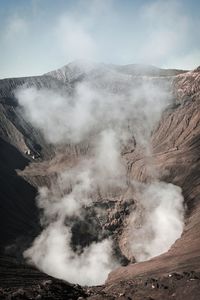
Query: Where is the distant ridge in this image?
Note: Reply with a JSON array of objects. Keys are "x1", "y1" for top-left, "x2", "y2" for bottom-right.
[{"x1": 46, "y1": 60, "x2": 188, "y2": 83}]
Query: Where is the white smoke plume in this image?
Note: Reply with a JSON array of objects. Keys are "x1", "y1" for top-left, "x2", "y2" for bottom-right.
[
  {"x1": 15, "y1": 68, "x2": 185, "y2": 285},
  {"x1": 24, "y1": 222, "x2": 115, "y2": 286},
  {"x1": 15, "y1": 76, "x2": 170, "y2": 145},
  {"x1": 129, "y1": 181, "x2": 185, "y2": 262},
  {"x1": 23, "y1": 157, "x2": 121, "y2": 285}
]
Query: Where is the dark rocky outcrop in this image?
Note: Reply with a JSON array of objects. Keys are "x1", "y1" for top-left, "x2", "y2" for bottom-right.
[{"x1": 0, "y1": 255, "x2": 86, "y2": 299}]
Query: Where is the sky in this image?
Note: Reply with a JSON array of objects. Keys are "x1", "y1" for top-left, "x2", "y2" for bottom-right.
[{"x1": 0, "y1": 0, "x2": 199, "y2": 78}]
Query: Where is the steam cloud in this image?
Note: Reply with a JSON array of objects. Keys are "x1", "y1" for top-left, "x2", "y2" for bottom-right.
[
  {"x1": 16, "y1": 68, "x2": 185, "y2": 285},
  {"x1": 15, "y1": 77, "x2": 170, "y2": 145},
  {"x1": 24, "y1": 220, "x2": 115, "y2": 285},
  {"x1": 22, "y1": 155, "x2": 121, "y2": 285},
  {"x1": 129, "y1": 181, "x2": 184, "y2": 261}
]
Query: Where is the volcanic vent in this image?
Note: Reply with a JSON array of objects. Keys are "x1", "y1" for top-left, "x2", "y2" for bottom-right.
[{"x1": 0, "y1": 62, "x2": 200, "y2": 299}]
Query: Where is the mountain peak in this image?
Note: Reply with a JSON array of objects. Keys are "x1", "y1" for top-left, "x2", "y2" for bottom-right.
[{"x1": 45, "y1": 60, "x2": 188, "y2": 84}]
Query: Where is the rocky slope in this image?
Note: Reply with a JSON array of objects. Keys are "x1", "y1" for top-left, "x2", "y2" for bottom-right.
[
  {"x1": 0, "y1": 62, "x2": 200, "y2": 299},
  {"x1": 107, "y1": 69, "x2": 200, "y2": 280}
]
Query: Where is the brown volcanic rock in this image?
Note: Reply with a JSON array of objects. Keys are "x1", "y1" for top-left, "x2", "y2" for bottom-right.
[
  {"x1": 84, "y1": 68, "x2": 200, "y2": 299},
  {"x1": 89, "y1": 271, "x2": 200, "y2": 300},
  {"x1": 173, "y1": 68, "x2": 200, "y2": 100},
  {"x1": 106, "y1": 69, "x2": 200, "y2": 288},
  {"x1": 0, "y1": 65, "x2": 200, "y2": 299}
]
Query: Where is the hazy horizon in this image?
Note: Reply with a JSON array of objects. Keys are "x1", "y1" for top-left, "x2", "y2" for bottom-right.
[{"x1": 0, "y1": 0, "x2": 200, "y2": 78}]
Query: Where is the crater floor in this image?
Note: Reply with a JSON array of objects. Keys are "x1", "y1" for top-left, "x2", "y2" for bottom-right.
[{"x1": 0, "y1": 64, "x2": 200, "y2": 299}]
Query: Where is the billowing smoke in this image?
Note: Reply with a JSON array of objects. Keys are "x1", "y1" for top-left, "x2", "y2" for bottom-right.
[
  {"x1": 15, "y1": 77, "x2": 170, "y2": 145},
  {"x1": 129, "y1": 181, "x2": 185, "y2": 262},
  {"x1": 24, "y1": 220, "x2": 115, "y2": 285},
  {"x1": 23, "y1": 156, "x2": 121, "y2": 285},
  {"x1": 15, "y1": 67, "x2": 185, "y2": 285}
]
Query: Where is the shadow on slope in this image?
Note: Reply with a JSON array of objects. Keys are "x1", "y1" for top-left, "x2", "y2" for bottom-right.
[{"x1": 0, "y1": 137, "x2": 40, "y2": 258}]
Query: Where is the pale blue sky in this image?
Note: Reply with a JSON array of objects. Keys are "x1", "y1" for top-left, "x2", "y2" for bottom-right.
[{"x1": 0, "y1": 0, "x2": 199, "y2": 78}]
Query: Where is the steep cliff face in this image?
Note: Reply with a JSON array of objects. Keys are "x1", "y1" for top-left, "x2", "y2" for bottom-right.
[
  {"x1": 0, "y1": 62, "x2": 180, "y2": 251},
  {"x1": 0, "y1": 74, "x2": 73, "y2": 158},
  {"x1": 90, "y1": 68, "x2": 200, "y2": 299},
  {"x1": 107, "y1": 68, "x2": 200, "y2": 281},
  {"x1": 0, "y1": 75, "x2": 65, "y2": 253},
  {"x1": 0, "y1": 62, "x2": 200, "y2": 299}
]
